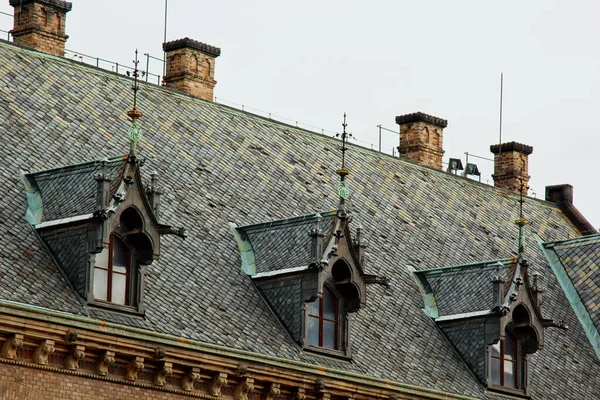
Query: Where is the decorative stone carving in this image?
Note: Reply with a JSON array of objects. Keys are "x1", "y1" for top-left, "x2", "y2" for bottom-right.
[
  {"x1": 65, "y1": 330, "x2": 78, "y2": 343},
  {"x1": 33, "y1": 339, "x2": 55, "y2": 365},
  {"x1": 1, "y1": 334, "x2": 23, "y2": 359},
  {"x1": 316, "y1": 379, "x2": 325, "y2": 392},
  {"x1": 96, "y1": 350, "x2": 115, "y2": 376},
  {"x1": 234, "y1": 377, "x2": 255, "y2": 400},
  {"x1": 126, "y1": 356, "x2": 144, "y2": 381},
  {"x1": 155, "y1": 346, "x2": 166, "y2": 360},
  {"x1": 153, "y1": 361, "x2": 173, "y2": 386},
  {"x1": 181, "y1": 367, "x2": 201, "y2": 391},
  {"x1": 237, "y1": 363, "x2": 248, "y2": 376},
  {"x1": 211, "y1": 372, "x2": 228, "y2": 396},
  {"x1": 64, "y1": 345, "x2": 85, "y2": 370},
  {"x1": 294, "y1": 388, "x2": 307, "y2": 400},
  {"x1": 266, "y1": 383, "x2": 281, "y2": 400}
]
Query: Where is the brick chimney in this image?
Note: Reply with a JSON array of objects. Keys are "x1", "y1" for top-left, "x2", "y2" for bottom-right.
[
  {"x1": 490, "y1": 142, "x2": 533, "y2": 195},
  {"x1": 162, "y1": 38, "x2": 221, "y2": 101},
  {"x1": 396, "y1": 112, "x2": 447, "y2": 170},
  {"x1": 9, "y1": 0, "x2": 72, "y2": 56}
]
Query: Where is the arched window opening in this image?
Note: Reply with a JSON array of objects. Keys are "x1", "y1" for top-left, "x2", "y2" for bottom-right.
[
  {"x1": 490, "y1": 330, "x2": 519, "y2": 388},
  {"x1": 308, "y1": 287, "x2": 338, "y2": 350},
  {"x1": 120, "y1": 207, "x2": 144, "y2": 233},
  {"x1": 93, "y1": 235, "x2": 130, "y2": 306}
]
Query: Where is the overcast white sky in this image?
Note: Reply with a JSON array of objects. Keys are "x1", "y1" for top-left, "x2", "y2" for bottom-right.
[{"x1": 2, "y1": 1, "x2": 599, "y2": 229}]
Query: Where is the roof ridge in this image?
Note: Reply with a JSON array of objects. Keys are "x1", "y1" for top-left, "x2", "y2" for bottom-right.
[
  {"x1": 544, "y1": 233, "x2": 600, "y2": 248},
  {"x1": 237, "y1": 210, "x2": 337, "y2": 231},
  {"x1": 26, "y1": 154, "x2": 127, "y2": 176},
  {"x1": 417, "y1": 257, "x2": 515, "y2": 275}
]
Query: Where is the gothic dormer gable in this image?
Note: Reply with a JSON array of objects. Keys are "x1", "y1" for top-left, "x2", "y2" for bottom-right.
[
  {"x1": 412, "y1": 257, "x2": 555, "y2": 395},
  {"x1": 232, "y1": 210, "x2": 386, "y2": 358},
  {"x1": 23, "y1": 155, "x2": 185, "y2": 313}
]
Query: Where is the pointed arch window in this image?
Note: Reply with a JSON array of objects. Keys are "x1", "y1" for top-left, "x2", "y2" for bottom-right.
[
  {"x1": 490, "y1": 330, "x2": 519, "y2": 388},
  {"x1": 93, "y1": 235, "x2": 131, "y2": 305},
  {"x1": 308, "y1": 286, "x2": 339, "y2": 350}
]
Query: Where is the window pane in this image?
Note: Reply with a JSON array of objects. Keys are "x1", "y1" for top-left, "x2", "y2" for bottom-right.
[
  {"x1": 323, "y1": 289, "x2": 336, "y2": 320},
  {"x1": 490, "y1": 357, "x2": 501, "y2": 385},
  {"x1": 93, "y1": 268, "x2": 108, "y2": 301},
  {"x1": 112, "y1": 236, "x2": 129, "y2": 274},
  {"x1": 111, "y1": 272, "x2": 127, "y2": 305},
  {"x1": 504, "y1": 360, "x2": 516, "y2": 388},
  {"x1": 308, "y1": 298, "x2": 320, "y2": 316},
  {"x1": 504, "y1": 333, "x2": 516, "y2": 360},
  {"x1": 323, "y1": 320, "x2": 336, "y2": 349},
  {"x1": 95, "y1": 248, "x2": 108, "y2": 268},
  {"x1": 490, "y1": 342, "x2": 500, "y2": 357},
  {"x1": 308, "y1": 316, "x2": 319, "y2": 346}
]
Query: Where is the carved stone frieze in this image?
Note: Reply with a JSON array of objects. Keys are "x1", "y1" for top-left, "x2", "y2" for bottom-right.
[
  {"x1": 33, "y1": 339, "x2": 55, "y2": 365},
  {"x1": 266, "y1": 383, "x2": 281, "y2": 400},
  {"x1": 153, "y1": 361, "x2": 173, "y2": 386},
  {"x1": 211, "y1": 372, "x2": 228, "y2": 396},
  {"x1": 234, "y1": 377, "x2": 255, "y2": 400},
  {"x1": 181, "y1": 367, "x2": 201, "y2": 392},
  {"x1": 1, "y1": 333, "x2": 23, "y2": 359},
  {"x1": 96, "y1": 350, "x2": 115, "y2": 376},
  {"x1": 64, "y1": 344, "x2": 85, "y2": 370},
  {"x1": 294, "y1": 388, "x2": 307, "y2": 400},
  {"x1": 126, "y1": 356, "x2": 145, "y2": 381}
]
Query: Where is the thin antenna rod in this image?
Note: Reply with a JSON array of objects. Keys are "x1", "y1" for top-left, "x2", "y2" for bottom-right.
[
  {"x1": 162, "y1": 0, "x2": 168, "y2": 78},
  {"x1": 499, "y1": 72, "x2": 504, "y2": 147}
]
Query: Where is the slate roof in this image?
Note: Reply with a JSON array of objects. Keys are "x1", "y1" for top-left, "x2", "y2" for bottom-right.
[
  {"x1": 414, "y1": 259, "x2": 515, "y2": 317},
  {"x1": 542, "y1": 235, "x2": 600, "y2": 359},
  {"x1": 1, "y1": 39, "x2": 599, "y2": 398},
  {"x1": 25, "y1": 156, "x2": 126, "y2": 222},
  {"x1": 236, "y1": 211, "x2": 337, "y2": 273}
]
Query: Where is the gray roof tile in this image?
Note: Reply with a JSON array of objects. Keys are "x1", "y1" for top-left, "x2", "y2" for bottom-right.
[{"x1": 0, "y1": 40, "x2": 598, "y2": 399}]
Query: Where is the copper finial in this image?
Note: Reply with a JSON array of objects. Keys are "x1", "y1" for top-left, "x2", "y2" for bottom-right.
[
  {"x1": 127, "y1": 49, "x2": 144, "y2": 156},
  {"x1": 335, "y1": 113, "x2": 353, "y2": 203}
]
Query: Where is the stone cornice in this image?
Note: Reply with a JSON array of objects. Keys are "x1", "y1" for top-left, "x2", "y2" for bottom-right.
[
  {"x1": 163, "y1": 38, "x2": 221, "y2": 57},
  {"x1": 9, "y1": 0, "x2": 72, "y2": 12},
  {"x1": 490, "y1": 141, "x2": 533, "y2": 155},
  {"x1": 0, "y1": 300, "x2": 477, "y2": 400},
  {"x1": 395, "y1": 112, "x2": 448, "y2": 128}
]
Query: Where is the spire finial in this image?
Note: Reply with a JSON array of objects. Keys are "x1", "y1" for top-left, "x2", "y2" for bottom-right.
[
  {"x1": 515, "y1": 168, "x2": 528, "y2": 256},
  {"x1": 126, "y1": 49, "x2": 144, "y2": 157},
  {"x1": 335, "y1": 113, "x2": 353, "y2": 205}
]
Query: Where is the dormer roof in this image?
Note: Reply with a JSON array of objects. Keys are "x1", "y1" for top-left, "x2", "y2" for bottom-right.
[
  {"x1": 541, "y1": 234, "x2": 600, "y2": 359},
  {"x1": 232, "y1": 210, "x2": 338, "y2": 275},
  {"x1": 22, "y1": 155, "x2": 127, "y2": 225}
]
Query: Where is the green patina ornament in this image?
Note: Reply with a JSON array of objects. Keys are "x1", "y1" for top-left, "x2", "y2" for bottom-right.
[
  {"x1": 128, "y1": 121, "x2": 143, "y2": 143},
  {"x1": 338, "y1": 181, "x2": 350, "y2": 200}
]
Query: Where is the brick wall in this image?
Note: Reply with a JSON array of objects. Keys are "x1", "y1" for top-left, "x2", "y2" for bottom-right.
[{"x1": 0, "y1": 363, "x2": 199, "y2": 400}]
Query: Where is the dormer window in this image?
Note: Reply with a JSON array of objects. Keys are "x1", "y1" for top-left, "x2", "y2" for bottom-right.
[
  {"x1": 93, "y1": 235, "x2": 131, "y2": 306},
  {"x1": 308, "y1": 286, "x2": 339, "y2": 350},
  {"x1": 490, "y1": 329, "x2": 520, "y2": 389}
]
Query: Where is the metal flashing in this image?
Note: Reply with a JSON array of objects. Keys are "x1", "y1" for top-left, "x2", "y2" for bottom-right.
[
  {"x1": 229, "y1": 222, "x2": 257, "y2": 275},
  {"x1": 34, "y1": 213, "x2": 94, "y2": 229},
  {"x1": 435, "y1": 310, "x2": 493, "y2": 322},
  {"x1": 251, "y1": 265, "x2": 309, "y2": 279}
]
